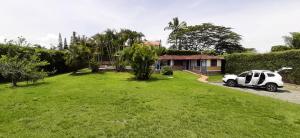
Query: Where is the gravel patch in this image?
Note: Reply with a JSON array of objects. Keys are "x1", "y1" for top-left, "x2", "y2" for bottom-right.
[{"x1": 209, "y1": 82, "x2": 300, "y2": 104}]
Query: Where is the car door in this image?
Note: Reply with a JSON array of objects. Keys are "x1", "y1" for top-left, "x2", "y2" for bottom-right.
[
  {"x1": 249, "y1": 72, "x2": 260, "y2": 86},
  {"x1": 237, "y1": 72, "x2": 248, "y2": 86}
]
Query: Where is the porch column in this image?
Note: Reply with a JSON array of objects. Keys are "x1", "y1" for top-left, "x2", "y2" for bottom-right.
[{"x1": 170, "y1": 60, "x2": 174, "y2": 67}]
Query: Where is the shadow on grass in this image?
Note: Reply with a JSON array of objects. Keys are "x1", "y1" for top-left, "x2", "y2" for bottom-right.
[
  {"x1": 126, "y1": 76, "x2": 168, "y2": 82},
  {"x1": 70, "y1": 71, "x2": 107, "y2": 76},
  {"x1": 13, "y1": 81, "x2": 50, "y2": 88}
]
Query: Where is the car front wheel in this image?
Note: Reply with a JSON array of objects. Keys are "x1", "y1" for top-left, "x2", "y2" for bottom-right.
[
  {"x1": 265, "y1": 83, "x2": 277, "y2": 92},
  {"x1": 226, "y1": 80, "x2": 237, "y2": 87}
]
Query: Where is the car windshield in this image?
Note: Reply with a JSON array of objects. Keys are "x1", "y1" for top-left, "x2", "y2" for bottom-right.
[{"x1": 238, "y1": 72, "x2": 249, "y2": 77}]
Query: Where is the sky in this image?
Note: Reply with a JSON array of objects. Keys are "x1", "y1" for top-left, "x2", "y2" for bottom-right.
[{"x1": 0, "y1": 0, "x2": 300, "y2": 52}]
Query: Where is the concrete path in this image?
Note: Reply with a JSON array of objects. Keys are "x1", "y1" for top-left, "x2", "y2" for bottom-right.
[{"x1": 210, "y1": 82, "x2": 300, "y2": 104}]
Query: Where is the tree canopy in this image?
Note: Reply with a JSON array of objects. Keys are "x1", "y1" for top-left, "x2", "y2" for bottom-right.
[{"x1": 165, "y1": 18, "x2": 244, "y2": 54}]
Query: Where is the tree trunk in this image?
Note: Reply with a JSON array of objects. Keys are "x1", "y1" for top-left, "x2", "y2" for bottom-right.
[{"x1": 12, "y1": 79, "x2": 17, "y2": 87}]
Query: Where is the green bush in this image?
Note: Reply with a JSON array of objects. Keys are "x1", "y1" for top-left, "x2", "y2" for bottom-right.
[
  {"x1": 225, "y1": 50, "x2": 300, "y2": 84},
  {"x1": 271, "y1": 45, "x2": 291, "y2": 52},
  {"x1": 161, "y1": 66, "x2": 173, "y2": 75},
  {"x1": 89, "y1": 57, "x2": 100, "y2": 73},
  {"x1": 122, "y1": 43, "x2": 158, "y2": 80}
]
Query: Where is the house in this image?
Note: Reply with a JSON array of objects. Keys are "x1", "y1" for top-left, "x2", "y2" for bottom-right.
[{"x1": 157, "y1": 55, "x2": 224, "y2": 74}]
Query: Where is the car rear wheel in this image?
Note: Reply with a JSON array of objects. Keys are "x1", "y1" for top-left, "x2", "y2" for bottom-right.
[
  {"x1": 226, "y1": 80, "x2": 237, "y2": 87},
  {"x1": 266, "y1": 83, "x2": 277, "y2": 92}
]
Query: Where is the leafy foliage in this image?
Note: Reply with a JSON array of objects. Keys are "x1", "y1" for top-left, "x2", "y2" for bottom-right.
[
  {"x1": 271, "y1": 45, "x2": 291, "y2": 52},
  {"x1": 0, "y1": 55, "x2": 48, "y2": 86},
  {"x1": 89, "y1": 29, "x2": 144, "y2": 67},
  {"x1": 165, "y1": 19, "x2": 244, "y2": 54},
  {"x1": 225, "y1": 50, "x2": 300, "y2": 84},
  {"x1": 122, "y1": 44, "x2": 158, "y2": 80},
  {"x1": 65, "y1": 43, "x2": 91, "y2": 73},
  {"x1": 89, "y1": 57, "x2": 100, "y2": 73},
  {"x1": 284, "y1": 32, "x2": 300, "y2": 49},
  {"x1": 0, "y1": 43, "x2": 69, "y2": 79},
  {"x1": 161, "y1": 66, "x2": 173, "y2": 75}
]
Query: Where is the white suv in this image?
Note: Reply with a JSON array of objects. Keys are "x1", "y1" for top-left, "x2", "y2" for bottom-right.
[{"x1": 222, "y1": 69, "x2": 289, "y2": 92}]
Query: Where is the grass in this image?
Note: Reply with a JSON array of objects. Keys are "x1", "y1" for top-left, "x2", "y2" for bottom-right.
[
  {"x1": 207, "y1": 74, "x2": 223, "y2": 82},
  {"x1": 0, "y1": 70, "x2": 300, "y2": 137}
]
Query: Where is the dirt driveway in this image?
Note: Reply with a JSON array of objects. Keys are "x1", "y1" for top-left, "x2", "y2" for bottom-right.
[{"x1": 210, "y1": 82, "x2": 300, "y2": 104}]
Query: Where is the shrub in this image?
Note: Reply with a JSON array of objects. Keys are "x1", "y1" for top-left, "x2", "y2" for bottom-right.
[
  {"x1": 122, "y1": 44, "x2": 158, "y2": 80},
  {"x1": 225, "y1": 50, "x2": 300, "y2": 84},
  {"x1": 65, "y1": 44, "x2": 90, "y2": 73},
  {"x1": 161, "y1": 66, "x2": 173, "y2": 75},
  {"x1": 89, "y1": 57, "x2": 100, "y2": 73},
  {"x1": 271, "y1": 45, "x2": 291, "y2": 52}
]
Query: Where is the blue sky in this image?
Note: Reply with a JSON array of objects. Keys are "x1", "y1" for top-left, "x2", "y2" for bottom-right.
[{"x1": 0, "y1": 0, "x2": 299, "y2": 52}]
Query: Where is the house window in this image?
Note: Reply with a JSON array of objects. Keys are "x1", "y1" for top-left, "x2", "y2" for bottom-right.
[
  {"x1": 211, "y1": 60, "x2": 217, "y2": 67},
  {"x1": 197, "y1": 60, "x2": 201, "y2": 66}
]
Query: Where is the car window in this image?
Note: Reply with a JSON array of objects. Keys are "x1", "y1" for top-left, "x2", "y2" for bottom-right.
[
  {"x1": 267, "y1": 73, "x2": 275, "y2": 77},
  {"x1": 239, "y1": 72, "x2": 248, "y2": 77},
  {"x1": 254, "y1": 73, "x2": 260, "y2": 77}
]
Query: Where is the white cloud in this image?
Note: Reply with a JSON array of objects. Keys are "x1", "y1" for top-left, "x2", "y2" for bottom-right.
[{"x1": 0, "y1": 0, "x2": 299, "y2": 52}]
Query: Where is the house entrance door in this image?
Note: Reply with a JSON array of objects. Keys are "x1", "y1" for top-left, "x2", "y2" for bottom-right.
[{"x1": 185, "y1": 60, "x2": 190, "y2": 70}]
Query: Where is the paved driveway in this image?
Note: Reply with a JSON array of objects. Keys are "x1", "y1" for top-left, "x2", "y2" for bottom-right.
[{"x1": 210, "y1": 82, "x2": 300, "y2": 104}]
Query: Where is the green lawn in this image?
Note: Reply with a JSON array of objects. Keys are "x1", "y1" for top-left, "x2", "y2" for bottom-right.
[
  {"x1": 0, "y1": 71, "x2": 300, "y2": 137},
  {"x1": 207, "y1": 74, "x2": 223, "y2": 82}
]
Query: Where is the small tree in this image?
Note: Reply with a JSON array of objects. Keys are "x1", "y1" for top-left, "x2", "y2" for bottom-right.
[
  {"x1": 65, "y1": 43, "x2": 90, "y2": 73},
  {"x1": 122, "y1": 44, "x2": 158, "y2": 80},
  {"x1": 0, "y1": 55, "x2": 48, "y2": 86},
  {"x1": 89, "y1": 56, "x2": 100, "y2": 73}
]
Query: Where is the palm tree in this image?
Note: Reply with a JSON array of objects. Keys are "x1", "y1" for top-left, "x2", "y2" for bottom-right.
[{"x1": 164, "y1": 17, "x2": 187, "y2": 49}]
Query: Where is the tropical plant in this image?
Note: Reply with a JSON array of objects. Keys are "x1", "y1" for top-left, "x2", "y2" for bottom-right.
[
  {"x1": 65, "y1": 43, "x2": 91, "y2": 73},
  {"x1": 122, "y1": 44, "x2": 158, "y2": 80},
  {"x1": 89, "y1": 56, "x2": 100, "y2": 73},
  {"x1": 164, "y1": 17, "x2": 187, "y2": 49},
  {"x1": 90, "y1": 29, "x2": 144, "y2": 69}
]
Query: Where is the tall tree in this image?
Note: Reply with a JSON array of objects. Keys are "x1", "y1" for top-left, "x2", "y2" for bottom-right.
[
  {"x1": 58, "y1": 33, "x2": 63, "y2": 50},
  {"x1": 164, "y1": 17, "x2": 187, "y2": 49},
  {"x1": 284, "y1": 32, "x2": 300, "y2": 49},
  {"x1": 70, "y1": 31, "x2": 78, "y2": 46},
  {"x1": 167, "y1": 23, "x2": 244, "y2": 54},
  {"x1": 63, "y1": 38, "x2": 68, "y2": 49}
]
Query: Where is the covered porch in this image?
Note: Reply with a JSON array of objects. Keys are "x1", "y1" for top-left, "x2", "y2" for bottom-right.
[{"x1": 157, "y1": 55, "x2": 224, "y2": 74}]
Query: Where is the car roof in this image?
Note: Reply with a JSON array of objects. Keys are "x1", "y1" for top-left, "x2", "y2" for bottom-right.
[{"x1": 251, "y1": 70, "x2": 274, "y2": 73}]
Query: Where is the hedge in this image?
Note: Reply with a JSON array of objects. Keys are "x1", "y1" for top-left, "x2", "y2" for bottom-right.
[{"x1": 225, "y1": 50, "x2": 300, "y2": 84}]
